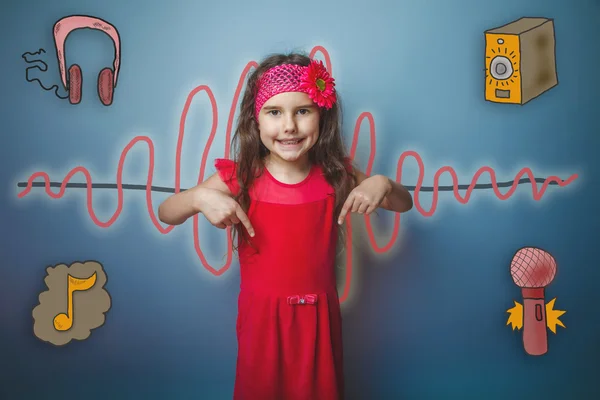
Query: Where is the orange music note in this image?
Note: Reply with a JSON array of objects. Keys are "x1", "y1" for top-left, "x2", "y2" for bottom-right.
[{"x1": 53, "y1": 272, "x2": 97, "y2": 331}]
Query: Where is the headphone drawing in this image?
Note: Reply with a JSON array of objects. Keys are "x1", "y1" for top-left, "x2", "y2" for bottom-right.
[{"x1": 53, "y1": 15, "x2": 121, "y2": 106}]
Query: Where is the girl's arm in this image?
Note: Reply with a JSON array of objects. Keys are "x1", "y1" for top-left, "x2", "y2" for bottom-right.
[
  {"x1": 353, "y1": 168, "x2": 413, "y2": 213},
  {"x1": 158, "y1": 173, "x2": 232, "y2": 225}
]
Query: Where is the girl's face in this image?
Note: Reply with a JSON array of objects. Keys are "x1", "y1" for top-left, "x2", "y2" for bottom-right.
[{"x1": 257, "y1": 92, "x2": 320, "y2": 166}]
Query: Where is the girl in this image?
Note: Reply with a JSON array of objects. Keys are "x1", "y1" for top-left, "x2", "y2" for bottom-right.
[{"x1": 158, "y1": 52, "x2": 413, "y2": 400}]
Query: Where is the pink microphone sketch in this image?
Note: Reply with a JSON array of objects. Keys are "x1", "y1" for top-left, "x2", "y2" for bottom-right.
[
  {"x1": 506, "y1": 246, "x2": 566, "y2": 356},
  {"x1": 21, "y1": 14, "x2": 121, "y2": 106}
]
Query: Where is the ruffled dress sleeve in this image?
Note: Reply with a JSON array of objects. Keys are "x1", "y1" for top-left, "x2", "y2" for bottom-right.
[{"x1": 214, "y1": 158, "x2": 240, "y2": 196}]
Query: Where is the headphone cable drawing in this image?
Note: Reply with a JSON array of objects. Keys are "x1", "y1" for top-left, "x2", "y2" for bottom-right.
[
  {"x1": 16, "y1": 45, "x2": 579, "y2": 304},
  {"x1": 22, "y1": 49, "x2": 69, "y2": 100}
]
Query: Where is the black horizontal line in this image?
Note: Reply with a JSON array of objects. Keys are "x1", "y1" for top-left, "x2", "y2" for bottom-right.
[{"x1": 16, "y1": 177, "x2": 558, "y2": 193}]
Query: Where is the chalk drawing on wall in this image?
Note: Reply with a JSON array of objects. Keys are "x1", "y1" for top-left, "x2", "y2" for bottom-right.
[
  {"x1": 15, "y1": 45, "x2": 579, "y2": 305},
  {"x1": 22, "y1": 14, "x2": 121, "y2": 106},
  {"x1": 484, "y1": 17, "x2": 558, "y2": 105},
  {"x1": 32, "y1": 260, "x2": 111, "y2": 346},
  {"x1": 506, "y1": 246, "x2": 566, "y2": 356},
  {"x1": 21, "y1": 48, "x2": 69, "y2": 100}
]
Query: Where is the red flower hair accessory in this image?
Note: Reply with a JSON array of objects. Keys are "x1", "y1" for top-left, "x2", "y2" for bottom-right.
[{"x1": 299, "y1": 60, "x2": 337, "y2": 109}]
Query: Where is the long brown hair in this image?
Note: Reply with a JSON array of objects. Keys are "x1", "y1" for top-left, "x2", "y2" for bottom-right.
[{"x1": 230, "y1": 51, "x2": 356, "y2": 251}]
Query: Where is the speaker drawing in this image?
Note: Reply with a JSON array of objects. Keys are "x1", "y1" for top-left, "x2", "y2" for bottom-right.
[{"x1": 484, "y1": 17, "x2": 558, "y2": 105}]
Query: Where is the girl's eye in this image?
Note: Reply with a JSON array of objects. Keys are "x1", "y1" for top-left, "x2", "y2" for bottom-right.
[{"x1": 267, "y1": 109, "x2": 309, "y2": 116}]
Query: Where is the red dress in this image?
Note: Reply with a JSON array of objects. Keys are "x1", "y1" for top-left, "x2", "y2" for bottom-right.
[{"x1": 215, "y1": 158, "x2": 345, "y2": 400}]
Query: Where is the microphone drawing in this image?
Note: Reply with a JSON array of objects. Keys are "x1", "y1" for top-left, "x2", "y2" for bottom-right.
[{"x1": 506, "y1": 246, "x2": 566, "y2": 356}]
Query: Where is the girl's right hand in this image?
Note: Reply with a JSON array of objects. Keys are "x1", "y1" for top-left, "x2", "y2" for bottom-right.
[{"x1": 194, "y1": 188, "x2": 255, "y2": 237}]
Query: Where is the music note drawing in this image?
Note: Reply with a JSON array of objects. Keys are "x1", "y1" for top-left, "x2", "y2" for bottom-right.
[{"x1": 53, "y1": 272, "x2": 97, "y2": 331}]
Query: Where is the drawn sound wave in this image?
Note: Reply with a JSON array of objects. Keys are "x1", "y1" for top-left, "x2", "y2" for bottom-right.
[{"x1": 16, "y1": 46, "x2": 578, "y2": 303}]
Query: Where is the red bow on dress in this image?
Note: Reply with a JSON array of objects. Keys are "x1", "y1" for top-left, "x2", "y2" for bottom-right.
[{"x1": 287, "y1": 294, "x2": 318, "y2": 305}]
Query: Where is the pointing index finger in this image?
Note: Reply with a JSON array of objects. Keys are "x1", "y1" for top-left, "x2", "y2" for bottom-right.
[
  {"x1": 338, "y1": 196, "x2": 354, "y2": 225},
  {"x1": 235, "y1": 205, "x2": 255, "y2": 237}
]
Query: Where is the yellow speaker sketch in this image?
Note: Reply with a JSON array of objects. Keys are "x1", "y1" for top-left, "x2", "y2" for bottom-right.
[{"x1": 484, "y1": 17, "x2": 558, "y2": 105}]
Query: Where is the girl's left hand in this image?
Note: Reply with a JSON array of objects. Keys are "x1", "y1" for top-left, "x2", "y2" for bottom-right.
[{"x1": 337, "y1": 175, "x2": 391, "y2": 224}]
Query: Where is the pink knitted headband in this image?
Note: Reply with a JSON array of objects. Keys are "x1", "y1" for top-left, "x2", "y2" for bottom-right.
[{"x1": 254, "y1": 60, "x2": 337, "y2": 120}]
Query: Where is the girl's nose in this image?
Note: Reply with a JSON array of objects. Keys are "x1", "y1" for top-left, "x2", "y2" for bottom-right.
[{"x1": 283, "y1": 115, "x2": 297, "y2": 134}]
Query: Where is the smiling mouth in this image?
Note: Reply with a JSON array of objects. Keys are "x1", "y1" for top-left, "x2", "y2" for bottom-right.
[{"x1": 277, "y1": 138, "x2": 304, "y2": 146}]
